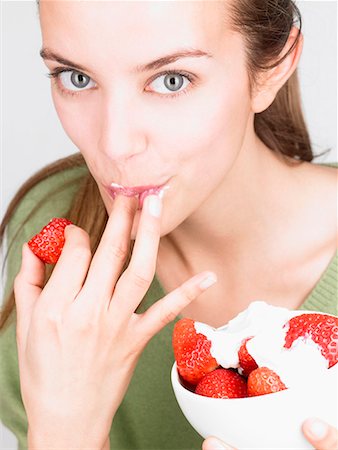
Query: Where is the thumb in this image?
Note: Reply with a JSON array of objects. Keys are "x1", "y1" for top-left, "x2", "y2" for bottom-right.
[
  {"x1": 14, "y1": 243, "x2": 45, "y2": 350},
  {"x1": 202, "y1": 437, "x2": 236, "y2": 450},
  {"x1": 302, "y1": 418, "x2": 338, "y2": 450}
]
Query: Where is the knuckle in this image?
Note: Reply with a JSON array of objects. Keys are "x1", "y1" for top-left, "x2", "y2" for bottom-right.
[
  {"x1": 44, "y1": 309, "x2": 63, "y2": 326},
  {"x1": 68, "y1": 297, "x2": 99, "y2": 331},
  {"x1": 75, "y1": 229, "x2": 91, "y2": 249},
  {"x1": 109, "y1": 242, "x2": 129, "y2": 261},
  {"x1": 72, "y1": 317, "x2": 92, "y2": 333},
  {"x1": 66, "y1": 225, "x2": 89, "y2": 241},
  {"x1": 180, "y1": 284, "x2": 198, "y2": 303},
  {"x1": 66, "y1": 227, "x2": 91, "y2": 250},
  {"x1": 161, "y1": 308, "x2": 177, "y2": 326},
  {"x1": 132, "y1": 272, "x2": 152, "y2": 290},
  {"x1": 71, "y1": 310, "x2": 97, "y2": 334},
  {"x1": 70, "y1": 245, "x2": 92, "y2": 264}
]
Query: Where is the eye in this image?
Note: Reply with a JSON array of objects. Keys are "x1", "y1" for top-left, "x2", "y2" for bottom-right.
[
  {"x1": 59, "y1": 70, "x2": 96, "y2": 91},
  {"x1": 48, "y1": 69, "x2": 97, "y2": 92},
  {"x1": 48, "y1": 67, "x2": 196, "y2": 99},
  {"x1": 147, "y1": 71, "x2": 192, "y2": 96}
]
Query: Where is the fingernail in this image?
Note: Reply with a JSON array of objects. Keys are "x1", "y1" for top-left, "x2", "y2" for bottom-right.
[
  {"x1": 306, "y1": 418, "x2": 328, "y2": 440},
  {"x1": 204, "y1": 437, "x2": 232, "y2": 450},
  {"x1": 199, "y1": 273, "x2": 218, "y2": 290},
  {"x1": 147, "y1": 195, "x2": 162, "y2": 218}
]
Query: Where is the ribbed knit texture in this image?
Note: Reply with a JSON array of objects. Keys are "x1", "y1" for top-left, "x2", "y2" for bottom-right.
[
  {"x1": 300, "y1": 251, "x2": 337, "y2": 315},
  {"x1": 299, "y1": 161, "x2": 338, "y2": 315}
]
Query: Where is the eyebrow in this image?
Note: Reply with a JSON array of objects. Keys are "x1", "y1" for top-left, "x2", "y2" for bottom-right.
[{"x1": 39, "y1": 47, "x2": 212, "y2": 74}]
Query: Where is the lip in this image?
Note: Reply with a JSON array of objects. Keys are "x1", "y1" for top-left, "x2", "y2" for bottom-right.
[{"x1": 106, "y1": 179, "x2": 170, "y2": 208}]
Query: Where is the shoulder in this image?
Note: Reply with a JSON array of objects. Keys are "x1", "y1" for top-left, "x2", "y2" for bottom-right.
[
  {"x1": 312, "y1": 161, "x2": 338, "y2": 236},
  {"x1": 307, "y1": 160, "x2": 338, "y2": 182},
  {"x1": 300, "y1": 160, "x2": 338, "y2": 226},
  {"x1": 11, "y1": 162, "x2": 88, "y2": 218},
  {"x1": 3, "y1": 162, "x2": 89, "y2": 299},
  {"x1": 304, "y1": 160, "x2": 338, "y2": 182},
  {"x1": 8, "y1": 163, "x2": 88, "y2": 239}
]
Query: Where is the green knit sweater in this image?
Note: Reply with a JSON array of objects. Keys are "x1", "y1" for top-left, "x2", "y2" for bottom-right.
[{"x1": 1, "y1": 162, "x2": 337, "y2": 450}]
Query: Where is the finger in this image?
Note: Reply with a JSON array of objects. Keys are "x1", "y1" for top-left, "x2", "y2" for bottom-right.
[
  {"x1": 202, "y1": 436, "x2": 236, "y2": 450},
  {"x1": 40, "y1": 225, "x2": 92, "y2": 310},
  {"x1": 110, "y1": 194, "x2": 162, "y2": 315},
  {"x1": 102, "y1": 436, "x2": 110, "y2": 450},
  {"x1": 14, "y1": 243, "x2": 45, "y2": 350},
  {"x1": 302, "y1": 418, "x2": 338, "y2": 450},
  {"x1": 137, "y1": 271, "x2": 217, "y2": 339},
  {"x1": 82, "y1": 195, "x2": 138, "y2": 304}
]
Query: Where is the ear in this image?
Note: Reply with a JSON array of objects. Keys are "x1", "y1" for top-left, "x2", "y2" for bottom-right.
[{"x1": 251, "y1": 26, "x2": 304, "y2": 113}]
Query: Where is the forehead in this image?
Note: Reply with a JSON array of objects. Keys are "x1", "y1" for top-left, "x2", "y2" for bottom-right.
[{"x1": 39, "y1": 1, "x2": 228, "y2": 71}]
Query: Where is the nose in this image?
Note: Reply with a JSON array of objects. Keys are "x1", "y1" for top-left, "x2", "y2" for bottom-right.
[{"x1": 98, "y1": 91, "x2": 147, "y2": 162}]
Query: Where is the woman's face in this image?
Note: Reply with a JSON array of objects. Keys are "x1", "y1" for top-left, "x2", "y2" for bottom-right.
[{"x1": 39, "y1": 1, "x2": 253, "y2": 237}]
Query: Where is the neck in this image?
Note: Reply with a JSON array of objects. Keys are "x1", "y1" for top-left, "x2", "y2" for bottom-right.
[
  {"x1": 156, "y1": 135, "x2": 336, "y2": 325},
  {"x1": 162, "y1": 129, "x2": 301, "y2": 264}
]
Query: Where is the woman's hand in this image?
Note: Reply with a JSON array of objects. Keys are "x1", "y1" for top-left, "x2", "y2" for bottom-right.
[
  {"x1": 14, "y1": 194, "x2": 217, "y2": 450},
  {"x1": 201, "y1": 418, "x2": 338, "y2": 450},
  {"x1": 302, "y1": 418, "x2": 338, "y2": 450}
]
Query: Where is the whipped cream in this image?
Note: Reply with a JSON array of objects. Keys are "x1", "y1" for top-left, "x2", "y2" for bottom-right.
[{"x1": 194, "y1": 301, "x2": 334, "y2": 388}]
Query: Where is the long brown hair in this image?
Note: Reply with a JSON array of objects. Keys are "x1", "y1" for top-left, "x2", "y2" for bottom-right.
[{"x1": 0, "y1": 1, "x2": 315, "y2": 330}]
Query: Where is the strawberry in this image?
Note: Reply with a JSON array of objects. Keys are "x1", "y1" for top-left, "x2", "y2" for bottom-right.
[
  {"x1": 173, "y1": 318, "x2": 219, "y2": 385},
  {"x1": 238, "y1": 336, "x2": 258, "y2": 377},
  {"x1": 28, "y1": 217, "x2": 73, "y2": 264},
  {"x1": 195, "y1": 368, "x2": 248, "y2": 399},
  {"x1": 247, "y1": 367, "x2": 287, "y2": 397},
  {"x1": 284, "y1": 313, "x2": 338, "y2": 368}
]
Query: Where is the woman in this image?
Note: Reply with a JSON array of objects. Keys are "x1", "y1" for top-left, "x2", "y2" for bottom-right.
[{"x1": 0, "y1": 1, "x2": 337, "y2": 449}]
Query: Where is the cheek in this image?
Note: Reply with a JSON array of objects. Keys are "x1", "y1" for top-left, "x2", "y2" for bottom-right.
[
  {"x1": 163, "y1": 74, "x2": 251, "y2": 175},
  {"x1": 51, "y1": 89, "x2": 98, "y2": 155}
]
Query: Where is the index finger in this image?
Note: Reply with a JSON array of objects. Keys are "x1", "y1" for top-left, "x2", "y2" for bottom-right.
[
  {"x1": 109, "y1": 194, "x2": 162, "y2": 315},
  {"x1": 80, "y1": 194, "x2": 138, "y2": 304}
]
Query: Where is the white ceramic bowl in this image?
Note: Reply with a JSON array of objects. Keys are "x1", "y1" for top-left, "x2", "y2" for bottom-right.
[{"x1": 171, "y1": 362, "x2": 338, "y2": 449}]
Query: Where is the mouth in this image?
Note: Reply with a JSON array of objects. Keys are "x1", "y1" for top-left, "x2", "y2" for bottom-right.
[{"x1": 106, "y1": 180, "x2": 170, "y2": 209}]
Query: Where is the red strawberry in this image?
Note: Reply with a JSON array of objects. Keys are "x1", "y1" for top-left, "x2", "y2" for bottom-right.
[
  {"x1": 238, "y1": 336, "x2": 258, "y2": 377},
  {"x1": 173, "y1": 318, "x2": 219, "y2": 385},
  {"x1": 28, "y1": 217, "x2": 73, "y2": 264},
  {"x1": 284, "y1": 313, "x2": 338, "y2": 368},
  {"x1": 248, "y1": 367, "x2": 287, "y2": 397},
  {"x1": 195, "y1": 368, "x2": 248, "y2": 399}
]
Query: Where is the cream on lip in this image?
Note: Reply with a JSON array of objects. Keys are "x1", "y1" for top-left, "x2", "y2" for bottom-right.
[{"x1": 107, "y1": 181, "x2": 170, "y2": 208}]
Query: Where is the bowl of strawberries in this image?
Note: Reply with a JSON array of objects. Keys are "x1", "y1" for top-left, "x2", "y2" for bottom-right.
[{"x1": 171, "y1": 302, "x2": 338, "y2": 449}]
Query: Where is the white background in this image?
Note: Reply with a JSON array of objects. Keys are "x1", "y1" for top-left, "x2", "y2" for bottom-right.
[{"x1": 1, "y1": 1, "x2": 337, "y2": 448}]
